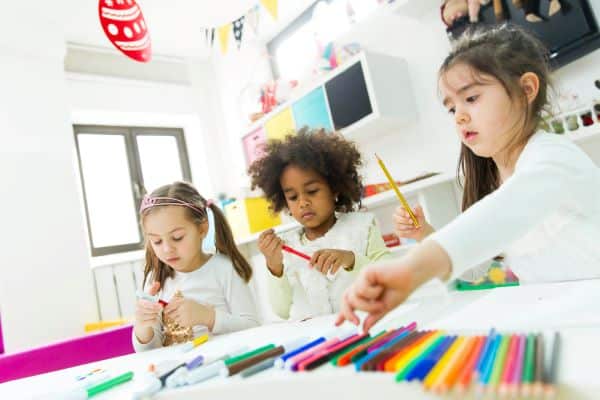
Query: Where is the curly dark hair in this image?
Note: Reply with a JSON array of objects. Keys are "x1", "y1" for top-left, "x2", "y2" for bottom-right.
[{"x1": 248, "y1": 128, "x2": 363, "y2": 213}]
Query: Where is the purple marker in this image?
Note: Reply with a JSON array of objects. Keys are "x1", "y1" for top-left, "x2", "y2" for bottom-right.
[{"x1": 186, "y1": 354, "x2": 204, "y2": 370}]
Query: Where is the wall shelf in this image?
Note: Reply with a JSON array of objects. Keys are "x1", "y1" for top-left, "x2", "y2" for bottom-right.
[{"x1": 240, "y1": 50, "x2": 417, "y2": 167}]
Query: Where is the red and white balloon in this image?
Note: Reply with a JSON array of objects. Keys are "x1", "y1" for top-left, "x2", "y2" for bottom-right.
[{"x1": 98, "y1": 0, "x2": 151, "y2": 62}]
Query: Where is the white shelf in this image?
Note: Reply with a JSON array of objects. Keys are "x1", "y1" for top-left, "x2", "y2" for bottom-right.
[
  {"x1": 235, "y1": 172, "x2": 456, "y2": 247},
  {"x1": 362, "y1": 172, "x2": 455, "y2": 209}
]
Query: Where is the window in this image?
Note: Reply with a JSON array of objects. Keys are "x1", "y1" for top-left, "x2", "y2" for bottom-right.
[
  {"x1": 74, "y1": 125, "x2": 192, "y2": 256},
  {"x1": 268, "y1": 0, "x2": 376, "y2": 80}
]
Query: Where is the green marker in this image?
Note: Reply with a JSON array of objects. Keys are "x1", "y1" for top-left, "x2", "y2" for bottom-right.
[
  {"x1": 523, "y1": 334, "x2": 536, "y2": 383},
  {"x1": 87, "y1": 371, "x2": 134, "y2": 397},
  {"x1": 225, "y1": 344, "x2": 275, "y2": 366},
  {"x1": 488, "y1": 335, "x2": 510, "y2": 388}
]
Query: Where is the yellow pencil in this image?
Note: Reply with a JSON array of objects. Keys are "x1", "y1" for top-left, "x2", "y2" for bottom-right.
[
  {"x1": 423, "y1": 336, "x2": 466, "y2": 390},
  {"x1": 375, "y1": 154, "x2": 420, "y2": 228}
]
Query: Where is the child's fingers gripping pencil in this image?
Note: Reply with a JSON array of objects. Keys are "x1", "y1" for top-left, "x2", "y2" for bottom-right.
[
  {"x1": 282, "y1": 244, "x2": 311, "y2": 261},
  {"x1": 375, "y1": 154, "x2": 420, "y2": 229}
]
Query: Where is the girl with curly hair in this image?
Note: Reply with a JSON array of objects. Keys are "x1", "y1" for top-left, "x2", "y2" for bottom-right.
[{"x1": 248, "y1": 129, "x2": 391, "y2": 321}]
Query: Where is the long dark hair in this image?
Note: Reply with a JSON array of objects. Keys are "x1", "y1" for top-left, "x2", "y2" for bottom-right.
[
  {"x1": 140, "y1": 181, "x2": 252, "y2": 289},
  {"x1": 439, "y1": 25, "x2": 552, "y2": 210}
]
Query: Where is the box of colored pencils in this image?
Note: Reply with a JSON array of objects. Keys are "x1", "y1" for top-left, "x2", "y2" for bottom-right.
[{"x1": 455, "y1": 259, "x2": 519, "y2": 291}]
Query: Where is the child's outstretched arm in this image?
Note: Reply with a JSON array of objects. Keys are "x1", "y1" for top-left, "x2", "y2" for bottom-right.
[{"x1": 336, "y1": 240, "x2": 451, "y2": 332}]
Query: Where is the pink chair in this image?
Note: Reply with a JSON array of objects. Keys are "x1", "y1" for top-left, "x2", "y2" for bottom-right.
[
  {"x1": 0, "y1": 314, "x2": 4, "y2": 355},
  {"x1": 0, "y1": 324, "x2": 134, "y2": 383}
]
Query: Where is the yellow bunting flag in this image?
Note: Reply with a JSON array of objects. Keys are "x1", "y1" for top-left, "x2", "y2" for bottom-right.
[
  {"x1": 260, "y1": 0, "x2": 278, "y2": 20},
  {"x1": 218, "y1": 23, "x2": 232, "y2": 54}
]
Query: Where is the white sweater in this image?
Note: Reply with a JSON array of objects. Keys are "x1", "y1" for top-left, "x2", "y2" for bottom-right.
[
  {"x1": 269, "y1": 212, "x2": 390, "y2": 321},
  {"x1": 430, "y1": 131, "x2": 600, "y2": 283},
  {"x1": 132, "y1": 253, "x2": 259, "y2": 352}
]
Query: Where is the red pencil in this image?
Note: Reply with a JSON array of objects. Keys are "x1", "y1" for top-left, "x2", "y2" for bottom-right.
[{"x1": 282, "y1": 244, "x2": 311, "y2": 261}]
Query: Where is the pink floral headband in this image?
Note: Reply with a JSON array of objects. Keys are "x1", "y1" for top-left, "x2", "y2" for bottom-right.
[{"x1": 139, "y1": 195, "x2": 213, "y2": 214}]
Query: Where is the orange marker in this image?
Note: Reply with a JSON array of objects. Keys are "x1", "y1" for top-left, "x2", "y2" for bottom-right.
[{"x1": 437, "y1": 336, "x2": 479, "y2": 393}]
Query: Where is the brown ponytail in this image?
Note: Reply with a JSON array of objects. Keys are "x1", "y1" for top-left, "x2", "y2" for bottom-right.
[{"x1": 209, "y1": 204, "x2": 253, "y2": 282}]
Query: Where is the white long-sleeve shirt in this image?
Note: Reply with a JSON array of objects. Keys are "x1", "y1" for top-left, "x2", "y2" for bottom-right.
[
  {"x1": 133, "y1": 253, "x2": 259, "y2": 352},
  {"x1": 430, "y1": 131, "x2": 600, "y2": 283}
]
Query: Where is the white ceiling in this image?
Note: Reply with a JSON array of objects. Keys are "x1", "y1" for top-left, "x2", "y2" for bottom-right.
[{"x1": 63, "y1": 0, "x2": 315, "y2": 58}]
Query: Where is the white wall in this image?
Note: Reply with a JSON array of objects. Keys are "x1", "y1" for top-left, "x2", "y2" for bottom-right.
[
  {"x1": 66, "y1": 70, "x2": 216, "y2": 199},
  {"x1": 213, "y1": 4, "x2": 600, "y2": 192},
  {"x1": 0, "y1": 4, "x2": 96, "y2": 351}
]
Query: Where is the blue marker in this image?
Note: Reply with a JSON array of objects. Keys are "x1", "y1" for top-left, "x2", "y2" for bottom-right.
[
  {"x1": 406, "y1": 335, "x2": 456, "y2": 381},
  {"x1": 474, "y1": 329, "x2": 496, "y2": 377},
  {"x1": 353, "y1": 330, "x2": 412, "y2": 371},
  {"x1": 479, "y1": 334, "x2": 502, "y2": 385},
  {"x1": 276, "y1": 337, "x2": 326, "y2": 368}
]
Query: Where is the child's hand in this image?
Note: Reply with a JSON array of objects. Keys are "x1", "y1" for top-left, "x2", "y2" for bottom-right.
[
  {"x1": 393, "y1": 205, "x2": 434, "y2": 242},
  {"x1": 310, "y1": 249, "x2": 355, "y2": 275},
  {"x1": 335, "y1": 241, "x2": 452, "y2": 332},
  {"x1": 134, "y1": 281, "x2": 162, "y2": 344},
  {"x1": 164, "y1": 294, "x2": 216, "y2": 331},
  {"x1": 335, "y1": 262, "x2": 416, "y2": 332},
  {"x1": 258, "y1": 229, "x2": 284, "y2": 276}
]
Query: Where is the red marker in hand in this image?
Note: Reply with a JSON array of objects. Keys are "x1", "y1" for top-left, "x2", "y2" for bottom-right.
[{"x1": 282, "y1": 244, "x2": 311, "y2": 261}]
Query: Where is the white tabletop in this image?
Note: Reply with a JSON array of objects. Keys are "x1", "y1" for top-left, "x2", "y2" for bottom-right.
[{"x1": 2, "y1": 279, "x2": 600, "y2": 400}]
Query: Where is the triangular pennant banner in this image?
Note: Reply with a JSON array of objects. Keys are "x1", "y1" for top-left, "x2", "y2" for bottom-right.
[
  {"x1": 247, "y1": 5, "x2": 261, "y2": 35},
  {"x1": 232, "y1": 16, "x2": 245, "y2": 49},
  {"x1": 260, "y1": 0, "x2": 278, "y2": 20},
  {"x1": 218, "y1": 23, "x2": 232, "y2": 54}
]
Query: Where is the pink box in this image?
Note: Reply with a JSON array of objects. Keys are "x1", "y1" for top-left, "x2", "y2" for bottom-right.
[{"x1": 0, "y1": 324, "x2": 134, "y2": 383}]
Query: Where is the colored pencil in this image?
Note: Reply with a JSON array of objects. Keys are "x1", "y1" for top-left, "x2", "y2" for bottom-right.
[
  {"x1": 288, "y1": 338, "x2": 340, "y2": 371},
  {"x1": 508, "y1": 334, "x2": 526, "y2": 396},
  {"x1": 533, "y1": 333, "x2": 545, "y2": 396},
  {"x1": 423, "y1": 336, "x2": 466, "y2": 390},
  {"x1": 498, "y1": 334, "x2": 519, "y2": 395},
  {"x1": 277, "y1": 337, "x2": 326, "y2": 368},
  {"x1": 543, "y1": 332, "x2": 560, "y2": 398},
  {"x1": 240, "y1": 356, "x2": 277, "y2": 378},
  {"x1": 521, "y1": 333, "x2": 536, "y2": 397},
  {"x1": 299, "y1": 333, "x2": 368, "y2": 371},
  {"x1": 223, "y1": 345, "x2": 285, "y2": 376},
  {"x1": 437, "y1": 335, "x2": 479, "y2": 392},
  {"x1": 487, "y1": 334, "x2": 510, "y2": 391},
  {"x1": 406, "y1": 336, "x2": 456, "y2": 381},
  {"x1": 368, "y1": 331, "x2": 429, "y2": 372},
  {"x1": 87, "y1": 371, "x2": 134, "y2": 397},
  {"x1": 225, "y1": 344, "x2": 276, "y2": 366},
  {"x1": 396, "y1": 336, "x2": 446, "y2": 382},
  {"x1": 335, "y1": 331, "x2": 387, "y2": 366},
  {"x1": 453, "y1": 335, "x2": 486, "y2": 392},
  {"x1": 282, "y1": 244, "x2": 311, "y2": 261},
  {"x1": 478, "y1": 334, "x2": 502, "y2": 386},
  {"x1": 375, "y1": 154, "x2": 419, "y2": 228},
  {"x1": 386, "y1": 331, "x2": 443, "y2": 373},
  {"x1": 355, "y1": 330, "x2": 415, "y2": 371}
]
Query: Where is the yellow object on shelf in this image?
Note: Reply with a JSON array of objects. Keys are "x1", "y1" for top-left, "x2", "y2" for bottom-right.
[
  {"x1": 265, "y1": 107, "x2": 295, "y2": 140},
  {"x1": 84, "y1": 318, "x2": 128, "y2": 333},
  {"x1": 225, "y1": 197, "x2": 281, "y2": 241}
]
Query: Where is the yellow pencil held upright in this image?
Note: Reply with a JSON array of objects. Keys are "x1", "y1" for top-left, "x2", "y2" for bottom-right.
[{"x1": 375, "y1": 154, "x2": 420, "y2": 229}]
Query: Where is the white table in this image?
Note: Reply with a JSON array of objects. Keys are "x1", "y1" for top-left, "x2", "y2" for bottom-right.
[{"x1": 2, "y1": 279, "x2": 600, "y2": 400}]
